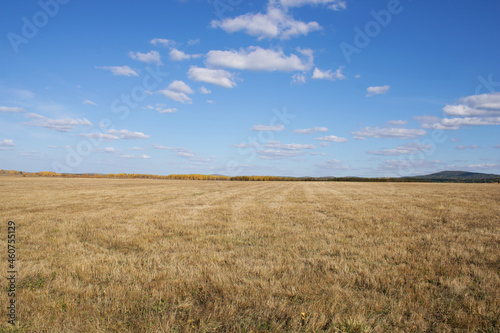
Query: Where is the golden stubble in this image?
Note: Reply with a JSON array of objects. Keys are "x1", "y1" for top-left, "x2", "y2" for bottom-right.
[{"x1": 0, "y1": 177, "x2": 498, "y2": 332}]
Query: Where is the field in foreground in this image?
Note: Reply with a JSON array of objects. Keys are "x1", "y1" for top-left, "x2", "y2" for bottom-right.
[{"x1": 0, "y1": 178, "x2": 499, "y2": 332}]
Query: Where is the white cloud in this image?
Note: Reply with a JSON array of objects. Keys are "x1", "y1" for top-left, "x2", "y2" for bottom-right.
[
  {"x1": 319, "y1": 142, "x2": 330, "y2": 147},
  {"x1": 188, "y1": 66, "x2": 237, "y2": 88},
  {"x1": 263, "y1": 141, "x2": 316, "y2": 150},
  {"x1": 352, "y1": 127, "x2": 426, "y2": 140},
  {"x1": 150, "y1": 38, "x2": 173, "y2": 46},
  {"x1": 145, "y1": 103, "x2": 178, "y2": 113},
  {"x1": 386, "y1": 120, "x2": 407, "y2": 126},
  {"x1": 315, "y1": 159, "x2": 351, "y2": 170},
  {"x1": 96, "y1": 66, "x2": 138, "y2": 77},
  {"x1": 83, "y1": 100, "x2": 97, "y2": 106},
  {"x1": 291, "y1": 73, "x2": 306, "y2": 85},
  {"x1": 169, "y1": 48, "x2": 201, "y2": 61},
  {"x1": 367, "y1": 143, "x2": 432, "y2": 156},
  {"x1": 312, "y1": 67, "x2": 345, "y2": 80},
  {"x1": 120, "y1": 154, "x2": 151, "y2": 159},
  {"x1": 424, "y1": 117, "x2": 500, "y2": 130},
  {"x1": 251, "y1": 124, "x2": 285, "y2": 131},
  {"x1": 159, "y1": 90, "x2": 192, "y2": 103},
  {"x1": 108, "y1": 129, "x2": 150, "y2": 139},
  {"x1": 0, "y1": 139, "x2": 15, "y2": 147},
  {"x1": 294, "y1": 127, "x2": 328, "y2": 134},
  {"x1": 315, "y1": 135, "x2": 348, "y2": 142},
  {"x1": 24, "y1": 113, "x2": 92, "y2": 132},
  {"x1": 206, "y1": 46, "x2": 313, "y2": 72},
  {"x1": 158, "y1": 81, "x2": 194, "y2": 103},
  {"x1": 210, "y1": 7, "x2": 321, "y2": 40},
  {"x1": 200, "y1": 86, "x2": 211, "y2": 94},
  {"x1": 456, "y1": 145, "x2": 479, "y2": 150},
  {"x1": 151, "y1": 144, "x2": 212, "y2": 161},
  {"x1": 443, "y1": 92, "x2": 500, "y2": 116},
  {"x1": 128, "y1": 147, "x2": 145, "y2": 150},
  {"x1": 417, "y1": 93, "x2": 500, "y2": 130},
  {"x1": 366, "y1": 85, "x2": 390, "y2": 97},
  {"x1": 104, "y1": 147, "x2": 115, "y2": 153},
  {"x1": 48, "y1": 145, "x2": 58, "y2": 149},
  {"x1": 257, "y1": 149, "x2": 305, "y2": 160},
  {"x1": 207, "y1": 100, "x2": 214, "y2": 104},
  {"x1": 79, "y1": 133, "x2": 120, "y2": 141},
  {"x1": 0, "y1": 106, "x2": 25, "y2": 113},
  {"x1": 279, "y1": 0, "x2": 346, "y2": 10},
  {"x1": 128, "y1": 50, "x2": 162, "y2": 65},
  {"x1": 158, "y1": 108, "x2": 178, "y2": 113},
  {"x1": 167, "y1": 80, "x2": 194, "y2": 94}
]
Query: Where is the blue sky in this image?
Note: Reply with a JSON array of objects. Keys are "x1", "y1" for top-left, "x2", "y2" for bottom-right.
[{"x1": 1, "y1": 0, "x2": 499, "y2": 177}]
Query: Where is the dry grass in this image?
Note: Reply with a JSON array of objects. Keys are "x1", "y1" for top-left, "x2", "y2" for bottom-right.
[{"x1": 0, "y1": 177, "x2": 499, "y2": 332}]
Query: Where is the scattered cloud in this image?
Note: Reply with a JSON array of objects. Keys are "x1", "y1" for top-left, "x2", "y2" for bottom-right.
[
  {"x1": 82, "y1": 100, "x2": 96, "y2": 106},
  {"x1": 104, "y1": 147, "x2": 115, "y2": 153},
  {"x1": 386, "y1": 120, "x2": 407, "y2": 126},
  {"x1": 315, "y1": 135, "x2": 348, "y2": 142},
  {"x1": 257, "y1": 149, "x2": 305, "y2": 159},
  {"x1": 108, "y1": 129, "x2": 150, "y2": 139},
  {"x1": 315, "y1": 159, "x2": 351, "y2": 170},
  {"x1": 128, "y1": 147, "x2": 145, "y2": 150},
  {"x1": 24, "y1": 113, "x2": 92, "y2": 132},
  {"x1": 417, "y1": 93, "x2": 500, "y2": 130},
  {"x1": 188, "y1": 66, "x2": 237, "y2": 88},
  {"x1": 443, "y1": 92, "x2": 500, "y2": 116},
  {"x1": 352, "y1": 127, "x2": 426, "y2": 140},
  {"x1": 366, "y1": 85, "x2": 390, "y2": 97},
  {"x1": 159, "y1": 107, "x2": 178, "y2": 113},
  {"x1": 206, "y1": 47, "x2": 313, "y2": 72},
  {"x1": 367, "y1": 143, "x2": 432, "y2": 156},
  {"x1": 294, "y1": 127, "x2": 328, "y2": 134},
  {"x1": 169, "y1": 48, "x2": 201, "y2": 61},
  {"x1": 312, "y1": 67, "x2": 345, "y2": 80},
  {"x1": 144, "y1": 103, "x2": 178, "y2": 113},
  {"x1": 200, "y1": 86, "x2": 212, "y2": 94},
  {"x1": 211, "y1": 7, "x2": 321, "y2": 40},
  {"x1": 158, "y1": 80, "x2": 194, "y2": 103},
  {"x1": 0, "y1": 139, "x2": 15, "y2": 148},
  {"x1": 79, "y1": 133, "x2": 120, "y2": 141},
  {"x1": 0, "y1": 106, "x2": 25, "y2": 113},
  {"x1": 152, "y1": 144, "x2": 213, "y2": 162},
  {"x1": 168, "y1": 80, "x2": 194, "y2": 94},
  {"x1": 150, "y1": 38, "x2": 173, "y2": 46},
  {"x1": 279, "y1": 0, "x2": 346, "y2": 10},
  {"x1": 206, "y1": 100, "x2": 214, "y2": 104},
  {"x1": 450, "y1": 138, "x2": 460, "y2": 142},
  {"x1": 493, "y1": 144, "x2": 500, "y2": 149},
  {"x1": 120, "y1": 154, "x2": 151, "y2": 159},
  {"x1": 456, "y1": 145, "x2": 479, "y2": 150},
  {"x1": 251, "y1": 124, "x2": 285, "y2": 131},
  {"x1": 291, "y1": 73, "x2": 306, "y2": 84},
  {"x1": 262, "y1": 141, "x2": 316, "y2": 150},
  {"x1": 129, "y1": 50, "x2": 162, "y2": 65},
  {"x1": 96, "y1": 66, "x2": 138, "y2": 77}
]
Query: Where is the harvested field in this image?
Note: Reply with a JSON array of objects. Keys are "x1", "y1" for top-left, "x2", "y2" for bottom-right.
[{"x1": 0, "y1": 177, "x2": 499, "y2": 332}]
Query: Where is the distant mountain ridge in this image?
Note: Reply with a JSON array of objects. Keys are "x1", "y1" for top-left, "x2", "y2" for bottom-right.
[{"x1": 407, "y1": 170, "x2": 500, "y2": 180}]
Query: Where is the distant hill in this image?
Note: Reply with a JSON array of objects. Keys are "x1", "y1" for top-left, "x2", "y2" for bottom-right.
[{"x1": 407, "y1": 170, "x2": 500, "y2": 181}]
